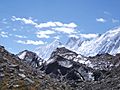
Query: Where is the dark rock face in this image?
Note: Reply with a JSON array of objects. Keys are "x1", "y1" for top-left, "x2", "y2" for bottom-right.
[
  {"x1": 50, "y1": 47, "x2": 78, "y2": 59},
  {"x1": 17, "y1": 50, "x2": 43, "y2": 68},
  {"x1": 43, "y1": 55, "x2": 85, "y2": 81},
  {"x1": 41, "y1": 47, "x2": 95, "y2": 81},
  {"x1": 40, "y1": 47, "x2": 120, "y2": 89}
]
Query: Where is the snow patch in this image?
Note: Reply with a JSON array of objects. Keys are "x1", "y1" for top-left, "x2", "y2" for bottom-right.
[
  {"x1": 18, "y1": 52, "x2": 26, "y2": 59},
  {"x1": 58, "y1": 60, "x2": 73, "y2": 68}
]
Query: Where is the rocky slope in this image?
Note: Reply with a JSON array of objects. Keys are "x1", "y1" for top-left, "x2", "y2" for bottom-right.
[
  {"x1": 1, "y1": 45, "x2": 120, "y2": 90},
  {"x1": 0, "y1": 45, "x2": 74, "y2": 90}
]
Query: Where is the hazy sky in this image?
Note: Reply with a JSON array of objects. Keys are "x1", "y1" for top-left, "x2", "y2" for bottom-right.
[{"x1": 0, "y1": 0, "x2": 120, "y2": 53}]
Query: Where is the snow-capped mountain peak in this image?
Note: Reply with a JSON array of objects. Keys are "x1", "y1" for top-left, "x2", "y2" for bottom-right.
[
  {"x1": 35, "y1": 39, "x2": 63, "y2": 60},
  {"x1": 77, "y1": 27, "x2": 120, "y2": 56},
  {"x1": 34, "y1": 26, "x2": 120, "y2": 60},
  {"x1": 18, "y1": 50, "x2": 27, "y2": 60},
  {"x1": 108, "y1": 26, "x2": 120, "y2": 34}
]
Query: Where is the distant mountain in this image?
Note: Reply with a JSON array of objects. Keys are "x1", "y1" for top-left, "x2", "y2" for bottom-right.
[
  {"x1": 34, "y1": 39, "x2": 63, "y2": 60},
  {"x1": 77, "y1": 27, "x2": 120, "y2": 56},
  {"x1": 65, "y1": 34, "x2": 100, "y2": 52},
  {"x1": 35, "y1": 27, "x2": 120, "y2": 59}
]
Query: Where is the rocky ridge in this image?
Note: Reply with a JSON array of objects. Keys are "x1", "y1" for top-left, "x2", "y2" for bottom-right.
[
  {"x1": 0, "y1": 45, "x2": 73, "y2": 90},
  {"x1": 1, "y1": 45, "x2": 120, "y2": 90},
  {"x1": 38, "y1": 47, "x2": 120, "y2": 90}
]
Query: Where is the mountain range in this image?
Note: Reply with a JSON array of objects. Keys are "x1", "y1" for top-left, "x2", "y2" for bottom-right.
[
  {"x1": 1, "y1": 26, "x2": 120, "y2": 90},
  {"x1": 34, "y1": 26, "x2": 120, "y2": 60}
]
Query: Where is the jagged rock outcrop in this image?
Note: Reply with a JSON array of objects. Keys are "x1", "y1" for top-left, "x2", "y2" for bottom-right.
[
  {"x1": 40, "y1": 47, "x2": 120, "y2": 84},
  {"x1": 40, "y1": 47, "x2": 102, "y2": 82},
  {"x1": 17, "y1": 50, "x2": 44, "y2": 68}
]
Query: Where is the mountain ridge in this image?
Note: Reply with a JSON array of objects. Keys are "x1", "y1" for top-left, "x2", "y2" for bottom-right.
[
  {"x1": 1, "y1": 45, "x2": 120, "y2": 89},
  {"x1": 34, "y1": 26, "x2": 120, "y2": 60}
]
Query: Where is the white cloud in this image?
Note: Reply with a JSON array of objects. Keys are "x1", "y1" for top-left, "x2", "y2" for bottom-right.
[
  {"x1": 36, "y1": 30, "x2": 55, "y2": 35},
  {"x1": 6, "y1": 26, "x2": 10, "y2": 29},
  {"x1": 80, "y1": 34, "x2": 99, "y2": 39},
  {"x1": 36, "y1": 30, "x2": 55, "y2": 38},
  {"x1": 12, "y1": 16, "x2": 37, "y2": 26},
  {"x1": 64, "y1": 23, "x2": 77, "y2": 28},
  {"x1": 15, "y1": 35, "x2": 27, "y2": 38},
  {"x1": 54, "y1": 36, "x2": 60, "y2": 39},
  {"x1": 52, "y1": 27, "x2": 76, "y2": 34},
  {"x1": 35, "y1": 22, "x2": 77, "y2": 28},
  {"x1": 69, "y1": 34, "x2": 79, "y2": 38},
  {"x1": 11, "y1": 16, "x2": 78, "y2": 39},
  {"x1": 0, "y1": 31, "x2": 9, "y2": 38},
  {"x1": 20, "y1": 26, "x2": 24, "y2": 29},
  {"x1": 17, "y1": 40, "x2": 45, "y2": 45},
  {"x1": 104, "y1": 11, "x2": 111, "y2": 15},
  {"x1": 2, "y1": 18, "x2": 8, "y2": 24},
  {"x1": 96, "y1": 18, "x2": 106, "y2": 23},
  {"x1": 54, "y1": 22, "x2": 63, "y2": 26},
  {"x1": 11, "y1": 16, "x2": 77, "y2": 28},
  {"x1": 36, "y1": 22, "x2": 56, "y2": 28},
  {"x1": 36, "y1": 34, "x2": 50, "y2": 38},
  {"x1": 13, "y1": 28, "x2": 17, "y2": 31},
  {"x1": 112, "y1": 18, "x2": 119, "y2": 23},
  {"x1": 2, "y1": 18, "x2": 7, "y2": 21}
]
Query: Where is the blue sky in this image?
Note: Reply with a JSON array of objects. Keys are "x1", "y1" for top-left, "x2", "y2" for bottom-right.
[{"x1": 0, "y1": 0, "x2": 120, "y2": 53}]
